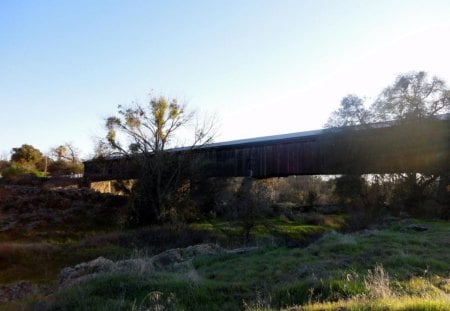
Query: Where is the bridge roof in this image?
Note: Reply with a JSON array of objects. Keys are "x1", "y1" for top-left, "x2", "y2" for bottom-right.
[{"x1": 194, "y1": 128, "x2": 325, "y2": 149}]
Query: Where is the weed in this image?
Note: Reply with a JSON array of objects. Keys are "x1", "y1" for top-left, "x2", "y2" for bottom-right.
[
  {"x1": 131, "y1": 291, "x2": 177, "y2": 311},
  {"x1": 364, "y1": 263, "x2": 392, "y2": 299}
]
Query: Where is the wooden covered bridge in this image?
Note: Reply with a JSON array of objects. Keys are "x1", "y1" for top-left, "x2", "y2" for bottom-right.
[{"x1": 83, "y1": 116, "x2": 449, "y2": 182}]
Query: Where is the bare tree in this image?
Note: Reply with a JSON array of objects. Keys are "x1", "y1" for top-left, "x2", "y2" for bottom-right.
[
  {"x1": 105, "y1": 95, "x2": 217, "y2": 224},
  {"x1": 51, "y1": 143, "x2": 80, "y2": 163},
  {"x1": 64, "y1": 143, "x2": 80, "y2": 163},
  {"x1": 92, "y1": 138, "x2": 114, "y2": 159}
]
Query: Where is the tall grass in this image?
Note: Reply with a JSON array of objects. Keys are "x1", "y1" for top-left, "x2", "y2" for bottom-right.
[
  {"x1": 298, "y1": 296, "x2": 450, "y2": 311},
  {"x1": 294, "y1": 264, "x2": 450, "y2": 311},
  {"x1": 130, "y1": 291, "x2": 177, "y2": 311},
  {"x1": 364, "y1": 263, "x2": 392, "y2": 299}
]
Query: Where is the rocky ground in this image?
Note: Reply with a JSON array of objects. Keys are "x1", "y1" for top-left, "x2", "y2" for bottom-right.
[
  {"x1": 0, "y1": 185, "x2": 127, "y2": 304},
  {"x1": 0, "y1": 185, "x2": 229, "y2": 304},
  {"x1": 0, "y1": 185, "x2": 126, "y2": 238},
  {"x1": 0, "y1": 280, "x2": 40, "y2": 304},
  {"x1": 58, "y1": 244, "x2": 223, "y2": 288},
  {"x1": 0, "y1": 243, "x2": 236, "y2": 304}
]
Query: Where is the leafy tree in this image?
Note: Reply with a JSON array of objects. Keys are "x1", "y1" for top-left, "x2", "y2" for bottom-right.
[
  {"x1": 1, "y1": 144, "x2": 45, "y2": 177},
  {"x1": 232, "y1": 178, "x2": 272, "y2": 244},
  {"x1": 325, "y1": 96, "x2": 371, "y2": 209},
  {"x1": 372, "y1": 71, "x2": 450, "y2": 209},
  {"x1": 325, "y1": 95, "x2": 371, "y2": 128},
  {"x1": 334, "y1": 174, "x2": 367, "y2": 205},
  {"x1": 1, "y1": 162, "x2": 32, "y2": 179},
  {"x1": 11, "y1": 144, "x2": 42, "y2": 165},
  {"x1": 371, "y1": 71, "x2": 450, "y2": 122},
  {"x1": 327, "y1": 71, "x2": 449, "y2": 127},
  {"x1": 105, "y1": 95, "x2": 216, "y2": 224},
  {"x1": 325, "y1": 71, "x2": 450, "y2": 214},
  {"x1": 47, "y1": 160, "x2": 84, "y2": 176}
]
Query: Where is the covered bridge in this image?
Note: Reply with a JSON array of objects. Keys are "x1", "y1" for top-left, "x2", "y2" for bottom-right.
[{"x1": 83, "y1": 116, "x2": 449, "y2": 181}]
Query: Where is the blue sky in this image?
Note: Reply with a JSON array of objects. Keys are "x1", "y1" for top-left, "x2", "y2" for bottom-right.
[{"x1": 1, "y1": 0, "x2": 450, "y2": 159}]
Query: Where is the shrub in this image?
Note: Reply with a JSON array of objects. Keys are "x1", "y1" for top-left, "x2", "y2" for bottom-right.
[
  {"x1": 334, "y1": 175, "x2": 367, "y2": 205},
  {"x1": 48, "y1": 160, "x2": 84, "y2": 176},
  {"x1": 118, "y1": 225, "x2": 215, "y2": 252},
  {"x1": 1, "y1": 162, "x2": 36, "y2": 179}
]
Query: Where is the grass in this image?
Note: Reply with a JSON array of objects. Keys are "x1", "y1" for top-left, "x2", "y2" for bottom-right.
[
  {"x1": 1, "y1": 185, "x2": 448, "y2": 311},
  {"x1": 295, "y1": 271, "x2": 450, "y2": 310},
  {"x1": 191, "y1": 216, "x2": 331, "y2": 246},
  {"x1": 296, "y1": 296, "x2": 450, "y2": 311},
  {"x1": 0, "y1": 213, "x2": 329, "y2": 286},
  {"x1": 51, "y1": 273, "x2": 252, "y2": 311},
  {"x1": 0, "y1": 215, "x2": 132, "y2": 285},
  {"x1": 0, "y1": 240, "x2": 132, "y2": 285},
  {"x1": 40, "y1": 219, "x2": 450, "y2": 310}
]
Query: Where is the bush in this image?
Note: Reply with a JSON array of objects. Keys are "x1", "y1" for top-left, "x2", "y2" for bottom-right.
[
  {"x1": 127, "y1": 155, "x2": 216, "y2": 226},
  {"x1": 390, "y1": 174, "x2": 447, "y2": 217},
  {"x1": 48, "y1": 160, "x2": 84, "y2": 176},
  {"x1": 334, "y1": 175, "x2": 367, "y2": 205},
  {"x1": 1, "y1": 162, "x2": 45, "y2": 179},
  {"x1": 118, "y1": 225, "x2": 215, "y2": 252}
]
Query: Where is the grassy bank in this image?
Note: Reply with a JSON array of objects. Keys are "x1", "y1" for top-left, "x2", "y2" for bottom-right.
[
  {"x1": 27, "y1": 219, "x2": 449, "y2": 310},
  {"x1": 0, "y1": 215, "x2": 333, "y2": 286},
  {"x1": 1, "y1": 185, "x2": 448, "y2": 310}
]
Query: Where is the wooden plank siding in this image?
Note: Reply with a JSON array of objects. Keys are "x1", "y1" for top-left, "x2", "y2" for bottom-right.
[{"x1": 83, "y1": 117, "x2": 449, "y2": 181}]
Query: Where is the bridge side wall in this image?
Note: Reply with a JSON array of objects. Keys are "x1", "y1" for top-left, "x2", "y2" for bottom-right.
[{"x1": 84, "y1": 118, "x2": 450, "y2": 180}]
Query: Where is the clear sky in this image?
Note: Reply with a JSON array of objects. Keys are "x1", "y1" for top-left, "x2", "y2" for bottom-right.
[{"x1": 1, "y1": 0, "x2": 450, "y2": 159}]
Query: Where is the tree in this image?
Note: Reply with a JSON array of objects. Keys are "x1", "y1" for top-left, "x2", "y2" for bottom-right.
[
  {"x1": 325, "y1": 96, "x2": 372, "y2": 216},
  {"x1": 372, "y1": 71, "x2": 450, "y2": 209},
  {"x1": 325, "y1": 95, "x2": 371, "y2": 128},
  {"x1": 46, "y1": 143, "x2": 83, "y2": 176},
  {"x1": 105, "y1": 95, "x2": 216, "y2": 224},
  {"x1": 0, "y1": 159, "x2": 8, "y2": 174},
  {"x1": 92, "y1": 139, "x2": 114, "y2": 159},
  {"x1": 64, "y1": 143, "x2": 80, "y2": 163},
  {"x1": 0, "y1": 152, "x2": 8, "y2": 173},
  {"x1": 52, "y1": 145, "x2": 67, "y2": 161},
  {"x1": 1, "y1": 144, "x2": 45, "y2": 178},
  {"x1": 371, "y1": 71, "x2": 450, "y2": 122},
  {"x1": 51, "y1": 143, "x2": 80, "y2": 163},
  {"x1": 11, "y1": 144, "x2": 42, "y2": 165},
  {"x1": 327, "y1": 72, "x2": 450, "y2": 127},
  {"x1": 325, "y1": 71, "x2": 450, "y2": 215},
  {"x1": 47, "y1": 160, "x2": 84, "y2": 176}
]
